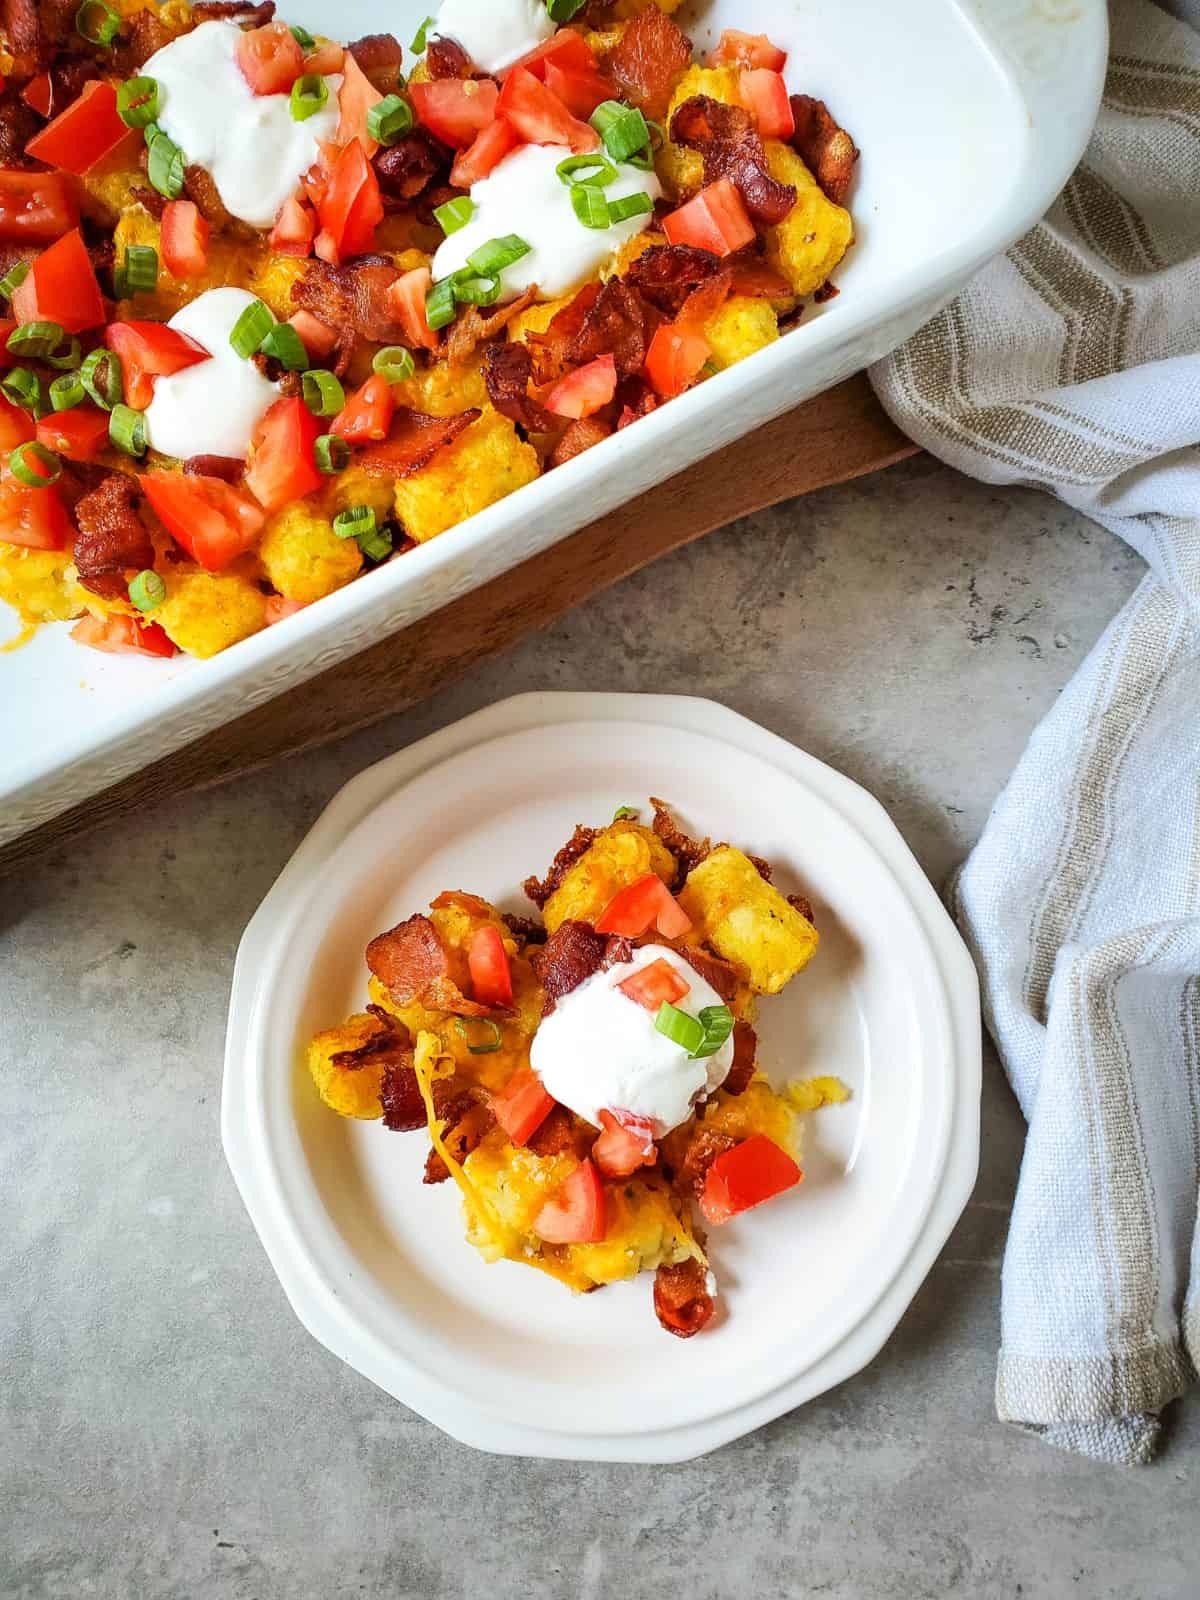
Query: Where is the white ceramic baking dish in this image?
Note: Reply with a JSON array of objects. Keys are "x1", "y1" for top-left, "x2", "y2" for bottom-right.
[{"x1": 0, "y1": 0, "x2": 1107, "y2": 844}]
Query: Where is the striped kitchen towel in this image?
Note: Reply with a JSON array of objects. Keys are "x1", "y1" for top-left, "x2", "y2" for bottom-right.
[{"x1": 869, "y1": 0, "x2": 1200, "y2": 1464}]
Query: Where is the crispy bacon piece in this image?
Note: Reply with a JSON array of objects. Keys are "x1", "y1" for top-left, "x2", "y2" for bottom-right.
[
  {"x1": 565, "y1": 276, "x2": 656, "y2": 378},
  {"x1": 183, "y1": 164, "x2": 233, "y2": 233},
  {"x1": 446, "y1": 285, "x2": 538, "y2": 367},
  {"x1": 348, "y1": 32, "x2": 404, "y2": 93},
  {"x1": 603, "y1": 935, "x2": 633, "y2": 968},
  {"x1": 616, "y1": 374, "x2": 657, "y2": 431},
  {"x1": 183, "y1": 454, "x2": 243, "y2": 482},
  {"x1": 502, "y1": 912, "x2": 546, "y2": 948},
  {"x1": 746, "y1": 851, "x2": 773, "y2": 883},
  {"x1": 111, "y1": 7, "x2": 171, "y2": 74},
  {"x1": 530, "y1": 919, "x2": 608, "y2": 1015},
  {"x1": 3, "y1": 0, "x2": 40, "y2": 66},
  {"x1": 681, "y1": 947, "x2": 741, "y2": 1005},
  {"x1": 789, "y1": 94, "x2": 858, "y2": 206},
  {"x1": 524, "y1": 282, "x2": 598, "y2": 385},
  {"x1": 423, "y1": 974, "x2": 509, "y2": 1018},
  {"x1": 481, "y1": 341, "x2": 555, "y2": 433},
  {"x1": 191, "y1": 0, "x2": 275, "y2": 21},
  {"x1": 523, "y1": 823, "x2": 596, "y2": 908},
  {"x1": 788, "y1": 892, "x2": 816, "y2": 924},
  {"x1": 723, "y1": 1020, "x2": 757, "y2": 1096},
  {"x1": 0, "y1": 99, "x2": 41, "y2": 167},
  {"x1": 526, "y1": 1104, "x2": 590, "y2": 1159},
  {"x1": 424, "y1": 1092, "x2": 495, "y2": 1182},
  {"x1": 292, "y1": 255, "x2": 409, "y2": 349},
  {"x1": 355, "y1": 407, "x2": 479, "y2": 477},
  {"x1": 730, "y1": 257, "x2": 793, "y2": 299},
  {"x1": 549, "y1": 415, "x2": 611, "y2": 468},
  {"x1": 625, "y1": 244, "x2": 728, "y2": 318},
  {"x1": 366, "y1": 913, "x2": 449, "y2": 1004},
  {"x1": 379, "y1": 1057, "x2": 425, "y2": 1131},
  {"x1": 72, "y1": 474, "x2": 154, "y2": 601},
  {"x1": 39, "y1": 53, "x2": 101, "y2": 118},
  {"x1": 649, "y1": 795, "x2": 710, "y2": 881},
  {"x1": 670, "y1": 95, "x2": 797, "y2": 225},
  {"x1": 604, "y1": 6, "x2": 692, "y2": 121},
  {"x1": 673, "y1": 1126, "x2": 737, "y2": 1197},
  {"x1": 128, "y1": 183, "x2": 167, "y2": 219},
  {"x1": 813, "y1": 281, "x2": 839, "y2": 304},
  {"x1": 374, "y1": 132, "x2": 446, "y2": 201},
  {"x1": 330, "y1": 1014, "x2": 412, "y2": 1072},
  {"x1": 653, "y1": 1258, "x2": 715, "y2": 1338},
  {"x1": 425, "y1": 33, "x2": 476, "y2": 79}
]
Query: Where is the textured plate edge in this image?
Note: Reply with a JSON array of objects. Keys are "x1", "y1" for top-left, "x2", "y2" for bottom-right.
[{"x1": 222, "y1": 691, "x2": 982, "y2": 1462}]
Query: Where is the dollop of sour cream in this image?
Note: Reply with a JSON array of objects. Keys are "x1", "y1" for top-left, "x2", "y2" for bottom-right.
[
  {"x1": 431, "y1": 143, "x2": 661, "y2": 303},
  {"x1": 530, "y1": 945, "x2": 736, "y2": 1137},
  {"x1": 143, "y1": 21, "x2": 341, "y2": 229},
  {"x1": 144, "y1": 287, "x2": 279, "y2": 461},
  {"x1": 432, "y1": 0, "x2": 554, "y2": 75}
]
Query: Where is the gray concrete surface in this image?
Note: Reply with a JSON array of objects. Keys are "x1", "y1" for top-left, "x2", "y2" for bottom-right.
[{"x1": 3, "y1": 455, "x2": 1197, "y2": 1600}]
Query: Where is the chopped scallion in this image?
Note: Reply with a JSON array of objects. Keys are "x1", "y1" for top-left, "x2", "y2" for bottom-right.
[
  {"x1": 465, "y1": 234, "x2": 530, "y2": 276},
  {"x1": 612, "y1": 805, "x2": 639, "y2": 821},
  {"x1": 289, "y1": 73, "x2": 328, "y2": 122},
  {"x1": 314, "y1": 433, "x2": 349, "y2": 475},
  {"x1": 570, "y1": 183, "x2": 611, "y2": 229},
  {"x1": 8, "y1": 440, "x2": 59, "y2": 487},
  {"x1": 607, "y1": 191, "x2": 653, "y2": 223},
  {"x1": 147, "y1": 128, "x2": 185, "y2": 199},
  {"x1": 546, "y1": 0, "x2": 587, "y2": 19},
  {"x1": 117, "y1": 75, "x2": 159, "y2": 128},
  {"x1": 693, "y1": 1004, "x2": 735, "y2": 1058},
  {"x1": 356, "y1": 522, "x2": 393, "y2": 562},
  {"x1": 81, "y1": 347, "x2": 122, "y2": 410},
  {"x1": 289, "y1": 22, "x2": 315, "y2": 50},
  {"x1": 367, "y1": 94, "x2": 413, "y2": 145},
  {"x1": 301, "y1": 368, "x2": 344, "y2": 417},
  {"x1": 109, "y1": 403, "x2": 146, "y2": 457},
  {"x1": 452, "y1": 1017, "x2": 502, "y2": 1054},
  {"x1": 228, "y1": 298, "x2": 274, "y2": 359},
  {"x1": 425, "y1": 275, "x2": 457, "y2": 330},
  {"x1": 128, "y1": 569, "x2": 166, "y2": 612},
  {"x1": 7, "y1": 320, "x2": 65, "y2": 360},
  {"x1": 0, "y1": 367, "x2": 40, "y2": 413},
  {"x1": 372, "y1": 346, "x2": 415, "y2": 384},
  {"x1": 49, "y1": 371, "x2": 85, "y2": 412},
  {"x1": 0, "y1": 260, "x2": 29, "y2": 303},
  {"x1": 410, "y1": 14, "x2": 434, "y2": 52},
  {"x1": 75, "y1": 0, "x2": 120, "y2": 46},
  {"x1": 333, "y1": 505, "x2": 375, "y2": 541},
  {"x1": 451, "y1": 273, "x2": 501, "y2": 306},
  {"x1": 257, "y1": 322, "x2": 309, "y2": 371},
  {"x1": 590, "y1": 100, "x2": 651, "y2": 164},
  {"x1": 44, "y1": 335, "x2": 81, "y2": 371},
  {"x1": 122, "y1": 244, "x2": 158, "y2": 293},
  {"x1": 654, "y1": 1001, "x2": 705, "y2": 1055},
  {"x1": 433, "y1": 195, "x2": 475, "y2": 236},
  {"x1": 556, "y1": 152, "x2": 617, "y2": 189}
]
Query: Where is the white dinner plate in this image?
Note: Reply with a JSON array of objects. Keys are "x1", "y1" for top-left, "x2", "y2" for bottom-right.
[{"x1": 223, "y1": 692, "x2": 980, "y2": 1461}]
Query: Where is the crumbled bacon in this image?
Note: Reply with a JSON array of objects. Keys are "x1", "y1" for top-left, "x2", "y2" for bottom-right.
[
  {"x1": 72, "y1": 474, "x2": 155, "y2": 600},
  {"x1": 523, "y1": 823, "x2": 597, "y2": 908},
  {"x1": 625, "y1": 244, "x2": 728, "y2": 318},
  {"x1": 729, "y1": 258, "x2": 794, "y2": 299},
  {"x1": 524, "y1": 284, "x2": 599, "y2": 384},
  {"x1": 673, "y1": 1126, "x2": 736, "y2": 1197},
  {"x1": 191, "y1": 0, "x2": 275, "y2": 21},
  {"x1": 366, "y1": 914, "x2": 450, "y2": 1004},
  {"x1": 502, "y1": 912, "x2": 546, "y2": 948},
  {"x1": 530, "y1": 919, "x2": 608, "y2": 1015},
  {"x1": 3, "y1": 0, "x2": 40, "y2": 66},
  {"x1": 292, "y1": 255, "x2": 409, "y2": 348},
  {"x1": 424, "y1": 1094, "x2": 495, "y2": 1181},
  {"x1": 566, "y1": 276, "x2": 657, "y2": 378},
  {"x1": 649, "y1": 795, "x2": 710, "y2": 880},
  {"x1": 0, "y1": 99, "x2": 40, "y2": 167},
  {"x1": 183, "y1": 164, "x2": 233, "y2": 233},
  {"x1": 425, "y1": 33, "x2": 476, "y2": 79},
  {"x1": 670, "y1": 95, "x2": 797, "y2": 224},
  {"x1": 379, "y1": 1058, "x2": 426, "y2": 1131},
  {"x1": 41, "y1": 52, "x2": 101, "y2": 117},
  {"x1": 355, "y1": 407, "x2": 479, "y2": 477},
  {"x1": 603, "y1": 935, "x2": 634, "y2": 968},
  {"x1": 723, "y1": 1021, "x2": 757, "y2": 1096},
  {"x1": 812, "y1": 281, "x2": 839, "y2": 304},
  {"x1": 111, "y1": 7, "x2": 171, "y2": 74},
  {"x1": 549, "y1": 415, "x2": 612, "y2": 467},
  {"x1": 446, "y1": 285, "x2": 538, "y2": 367},
  {"x1": 348, "y1": 32, "x2": 404, "y2": 93},
  {"x1": 128, "y1": 183, "x2": 167, "y2": 219},
  {"x1": 604, "y1": 6, "x2": 692, "y2": 121},
  {"x1": 330, "y1": 1016, "x2": 412, "y2": 1072},
  {"x1": 789, "y1": 94, "x2": 858, "y2": 206},
  {"x1": 374, "y1": 132, "x2": 446, "y2": 201},
  {"x1": 183, "y1": 455, "x2": 243, "y2": 482},
  {"x1": 615, "y1": 375, "x2": 657, "y2": 431},
  {"x1": 680, "y1": 947, "x2": 741, "y2": 1005},
  {"x1": 653, "y1": 1258, "x2": 715, "y2": 1338},
  {"x1": 526, "y1": 1105, "x2": 588, "y2": 1159},
  {"x1": 788, "y1": 892, "x2": 816, "y2": 925},
  {"x1": 481, "y1": 341, "x2": 555, "y2": 432}
]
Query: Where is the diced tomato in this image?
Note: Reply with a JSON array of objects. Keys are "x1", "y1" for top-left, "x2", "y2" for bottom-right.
[
  {"x1": 236, "y1": 22, "x2": 304, "y2": 95},
  {"x1": 0, "y1": 170, "x2": 78, "y2": 245},
  {"x1": 265, "y1": 595, "x2": 306, "y2": 625},
  {"x1": 542, "y1": 59, "x2": 611, "y2": 120},
  {"x1": 299, "y1": 139, "x2": 338, "y2": 211},
  {"x1": 104, "y1": 319, "x2": 209, "y2": 409},
  {"x1": 491, "y1": 1066, "x2": 556, "y2": 1146},
  {"x1": 11, "y1": 227, "x2": 105, "y2": 333},
  {"x1": 336, "y1": 51, "x2": 383, "y2": 157},
  {"x1": 268, "y1": 193, "x2": 316, "y2": 257},
  {"x1": 739, "y1": 69, "x2": 794, "y2": 140},
  {"x1": 142, "y1": 472, "x2": 264, "y2": 570},
  {"x1": 616, "y1": 956, "x2": 690, "y2": 1012},
  {"x1": 0, "y1": 394, "x2": 35, "y2": 449},
  {"x1": 468, "y1": 924, "x2": 513, "y2": 1007},
  {"x1": 331, "y1": 372, "x2": 394, "y2": 444},
  {"x1": 288, "y1": 309, "x2": 339, "y2": 361},
  {"x1": 160, "y1": 199, "x2": 210, "y2": 278},
  {"x1": 316, "y1": 137, "x2": 383, "y2": 262},
  {"x1": 21, "y1": 72, "x2": 51, "y2": 117},
  {"x1": 699, "y1": 1134, "x2": 803, "y2": 1226},
  {"x1": 709, "y1": 30, "x2": 788, "y2": 71},
  {"x1": 24, "y1": 81, "x2": 139, "y2": 176},
  {"x1": 533, "y1": 1158, "x2": 606, "y2": 1243},
  {"x1": 506, "y1": 29, "x2": 597, "y2": 81},
  {"x1": 409, "y1": 78, "x2": 499, "y2": 149},
  {"x1": 0, "y1": 466, "x2": 70, "y2": 549},
  {"x1": 592, "y1": 1110, "x2": 657, "y2": 1179},
  {"x1": 662, "y1": 176, "x2": 755, "y2": 258},
  {"x1": 386, "y1": 266, "x2": 439, "y2": 351},
  {"x1": 544, "y1": 353, "x2": 617, "y2": 420},
  {"x1": 70, "y1": 613, "x2": 177, "y2": 658},
  {"x1": 497, "y1": 66, "x2": 598, "y2": 153},
  {"x1": 36, "y1": 406, "x2": 109, "y2": 462},
  {"x1": 595, "y1": 873, "x2": 693, "y2": 939},
  {"x1": 449, "y1": 117, "x2": 519, "y2": 188},
  {"x1": 303, "y1": 38, "x2": 344, "y2": 76},
  {"x1": 644, "y1": 323, "x2": 711, "y2": 399},
  {"x1": 243, "y1": 395, "x2": 323, "y2": 514}
]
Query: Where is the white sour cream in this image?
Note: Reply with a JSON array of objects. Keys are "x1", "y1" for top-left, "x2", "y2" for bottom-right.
[
  {"x1": 432, "y1": 0, "x2": 554, "y2": 75},
  {"x1": 143, "y1": 21, "x2": 341, "y2": 229},
  {"x1": 530, "y1": 945, "x2": 736, "y2": 1137},
  {"x1": 144, "y1": 287, "x2": 279, "y2": 461},
  {"x1": 431, "y1": 143, "x2": 661, "y2": 303}
]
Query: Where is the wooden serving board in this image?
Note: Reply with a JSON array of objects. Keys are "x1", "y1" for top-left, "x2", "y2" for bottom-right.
[{"x1": 1, "y1": 374, "x2": 915, "y2": 875}]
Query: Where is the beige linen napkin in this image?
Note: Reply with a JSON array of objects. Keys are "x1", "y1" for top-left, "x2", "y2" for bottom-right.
[{"x1": 868, "y1": 0, "x2": 1200, "y2": 1464}]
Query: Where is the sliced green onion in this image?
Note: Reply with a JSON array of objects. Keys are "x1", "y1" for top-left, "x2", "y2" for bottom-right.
[
  {"x1": 425, "y1": 276, "x2": 457, "y2": 331},
  {"x1": 49, "y1": 371, "x2": 85, "y2": 412},
  {"x1": 7, "y1": 320, "x2": 65, "y2": 360},
  {"x1": 128, "y1": 569, "x2": 166, "y2": 612},
  {"x1": 556, "y1": 152, "x2": 617, "y2": 188},
  {"x1": 466, "y1": 234, "x2": 530, "y2": 277},
  {"x1": 228, "y1": 298, "x2": 274, "y2": 359},
  {"x1": 147, "y1": 129, "x2": 185, "y2": 199},
  {"x1": 9, "y1": 441, "x2": 60, "y2": 487},
  {"x1": 693, "y1": 1004, "x2": 735, "y2": 1058},
  {"x1": 627, "y1": 121, "x2": 663, "y2": 171},
  {"x1": 81, "y1": 347, "x2": 122, "y2": 410},
  {"x1": 372, "y1": 346, "x2": 414, "y2": 384},
  {"x1": 75, "y1": 0, "x2": 120, "y2": 46},
  {"x1": 654, "y1": 1001, "x2": 704, "y2": 1055},
  {"x1": 117, "y1": 75, "x2": 159, "y2": 128},
  {"x1": 109, "y1": 403, "x2": 146, "y2": 456},
  {"x1": 410, "y1": 14, "x2": 434, "y2": 52},
  {"x1": 612, "y1": 805, "x2": 639, "y2": 821},
  {"x1": 451, "y1": 273, "x2": 501, "y2": 306},
  {"x1": 301, "y1": 368, "x2": 344, "y2": 417},
  {"x1": 333, "y1": 505, "x2": 375, "y2": 541},
  {"x1": 0, "y1": 260, "x2": 29, "y2": 303},
  {"x1": 570, "y1": 184, "x2": 611, "y2": 229},
  {"x1": 453, "y1": 1017, "x2": 502, "y2": 1055},
  {"x1": 590, "y1": 100, "x2": 651, "y2": 164},
  {"x1": 289, "y1": 73, "x2": 328, "y2": 122},
  {"x1": 314, "y1": 433, "x2": 349, "y2": 475},
  {"x1": 607, "y1": 192, "x2": 653, "y2": 224},
  {"x1": 356, "y1": 522, "x2": 393, "y2": 562},
  {"x1": 45, "y1": 335, "x2": 81, "y2": 370},
  {"x1": 547, "y1": 0, "x2": 587, "y2": 19},
  {"x1": 122, "y1": 244, "x2": 158, "y2": 293},
  {"x1": 1, "y1": 368, "x2": 40, "y2": 412},
  {"x1": 257, "y1": 322, "x2": 309, "y2": 371},
  {"x1": 289, "y1": 22, "x2": 315, "y2": 50},
  {"x1": 367, "y1": 93, "x2": 413, "y2": 145},
  {"x1": 433, "y1": 195, "x2": 475, "y2": 236}
]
